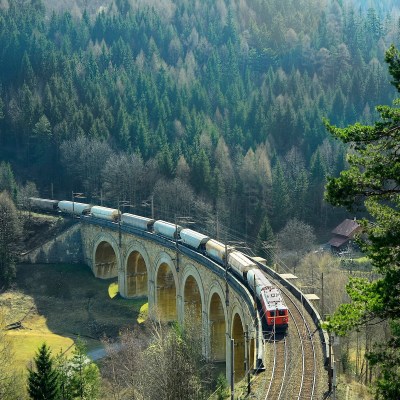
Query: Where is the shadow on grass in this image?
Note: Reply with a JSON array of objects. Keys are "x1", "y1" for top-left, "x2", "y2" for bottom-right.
[{"x1": 15, "y1": 263, "x2": 148, "y2": 340}]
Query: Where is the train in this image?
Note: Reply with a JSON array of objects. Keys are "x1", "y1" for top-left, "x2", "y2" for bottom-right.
[{"x1": 29, "y1": 197, "x2": 289, "y2": 331}]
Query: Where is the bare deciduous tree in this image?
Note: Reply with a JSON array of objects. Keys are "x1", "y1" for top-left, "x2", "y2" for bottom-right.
[
  {"x1": 102, "y1": 318, "x2": 214, "y2": 400},
  {"x1": 277, "y1": 218, "x2": 316, "y2": 269},
  {"x1": 60, "y1": 136, "x2": 114, "y2": 197}
]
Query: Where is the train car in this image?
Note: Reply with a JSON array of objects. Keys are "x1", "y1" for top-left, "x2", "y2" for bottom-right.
[
  {"x1": 247, "y1": 269, "x2": 288, "y2": 331},
  {"x1": 153, "y1": 220, "x2": 182, "y2": 239},
  {"x1": 121, "y1": 213, "x2": 155, "y2": 231},
  {"x1": 90, "y1": 206, "x2": 119, "y2": 222},
  {"x1": 205, "y1": 239, "x2": 234, "y2": 265},
  {"x1": 247, "y1": 268, "x2": 272, "y2": 296},
  {"x1": 260, "y1": 288, "x2": 289, "y2": 330},
  {"x1": 180, "y1": 228, "x2": 209, "y2": 251},
  {"x1": 58, "y1": 200, "x2": 91, "y2": 216},
  {"x1": 228, "y1": 251, "x2": 257, "y2": 278},
  {"x1": 29, "y1": 197, "x2": 59, "y2": 212}
]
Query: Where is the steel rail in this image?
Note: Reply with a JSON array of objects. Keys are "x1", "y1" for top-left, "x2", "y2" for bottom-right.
[
  {"x1": 281, "y1": 287, "x2": 317, "y2": 400},
  {"x1": 264, "y1": 334, "x2": 287, "y2": 400}
]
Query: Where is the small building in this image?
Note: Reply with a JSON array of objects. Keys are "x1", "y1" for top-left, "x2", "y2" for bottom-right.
[{"x1": 329, "y1": 219, "x2": 361, "y2": 253}]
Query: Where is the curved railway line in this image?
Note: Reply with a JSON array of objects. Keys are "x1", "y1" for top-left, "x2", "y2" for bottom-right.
[
  {"x1": 253, "y1": 271, "x2": 327, "y2": 400},
  {"x1": 27, "y1": 198, "x2": 331, "y2": 398}
]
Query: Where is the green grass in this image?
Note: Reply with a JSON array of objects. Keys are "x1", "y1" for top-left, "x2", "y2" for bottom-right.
[
  {"x1": 9, "y1": 331, "x2": 75, "y2": 373},
  {"x1": 1, "y1": 263, "x2": 148, "y2": 374},
  {"x1": 353, "y1": 256, "x2": 370, "y2": 264}
]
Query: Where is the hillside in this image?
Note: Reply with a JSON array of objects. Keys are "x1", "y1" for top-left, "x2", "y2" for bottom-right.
[
  {"x1": 0, "y1": 0, "x2": 398, "y2": 244},
  {"x1": 1, "y1": 263, "x2": 147, "y2": 373}
]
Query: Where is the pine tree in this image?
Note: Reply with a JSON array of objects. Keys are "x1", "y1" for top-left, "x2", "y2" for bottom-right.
[
  {"x1": 270, "y1": 160, "x2": 290, "y2": 231},
  {"x1": 255, "y1": 215, "x2": 275, "y2": 264},
  {"x1": 323, "y1": 44, "x2": 400, "y2": 399},
  {"x1": 28, "y1": 343, "x2": 60, "y2": 400},
  {"x1": 0, "y1": 191, "x2": 21, "y2": 288},
  {"x1": 0, "y1": 162, "x2": 18, "y2": 201}
]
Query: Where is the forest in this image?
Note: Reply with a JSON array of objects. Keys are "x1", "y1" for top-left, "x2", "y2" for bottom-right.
[{"x1": 0, "y1": 0, "x2": 399, "y2": 244}]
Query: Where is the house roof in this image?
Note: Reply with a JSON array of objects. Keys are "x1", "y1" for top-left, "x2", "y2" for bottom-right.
[
  {"x1": 328, "y1": 235, "x2": 349, "y2": 248},
  {"x1": 331, "y1": 219, "x2": 361, "y2": 238}
]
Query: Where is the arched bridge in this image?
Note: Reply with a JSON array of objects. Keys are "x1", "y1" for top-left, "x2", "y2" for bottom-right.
[{"x1": 80, "y1": 217, "x2": 262, "y2": 382}]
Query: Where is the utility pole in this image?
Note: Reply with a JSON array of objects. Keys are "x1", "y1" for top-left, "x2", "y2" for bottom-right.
[
  {"x1": 118, "y1": 200, "x2": 122, "y2": 247},
  {"x1": 72, "y1": 192, "x2": 84, "y2": 219},
  {"x1": 328, "y1": 332, "x2": 336, "y2": 398},
  {"x1": 118, "y1": 200, "x2": 132, "y2": 247},
  {"x1": 216, "y1": 211, "x2": 219, "y2": 239},
  {"x1": 141, "y1": 195, "x2": 154, "y2": 219},
  {"x1": 224, "y1": 241, "x2": 229, "y2": 307},
  {"x1": 321, "y1": 272, "x2": 324, "y2": 319},
  {"x1": 230, "y1": 338, "x2": 235, "y2": 400},
  {"x1": 245, "y1": 324, "x2": 250, "y2": 395},
  {"x1": 175, "y1": 214, "x2": 179, "y2": 272}
]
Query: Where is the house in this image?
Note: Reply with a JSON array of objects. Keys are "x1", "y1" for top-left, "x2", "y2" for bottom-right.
[{"x1": 329, "y1": 218, "x2": 361, "y2": 253}]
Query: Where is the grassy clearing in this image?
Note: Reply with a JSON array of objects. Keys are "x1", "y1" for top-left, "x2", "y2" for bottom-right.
[
  {"x1": 9, "y1": 331, "x2": 75, "y2": 373},
  {"x1": 1, "y1": 263, "x2": 147, "y2": 376}
]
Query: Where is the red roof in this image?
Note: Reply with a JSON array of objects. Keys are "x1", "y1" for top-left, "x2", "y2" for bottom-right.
[{"x1": 331, "y1": 219, "x2": 361, "y2": 238}]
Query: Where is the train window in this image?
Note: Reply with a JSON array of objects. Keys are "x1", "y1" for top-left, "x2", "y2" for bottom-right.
[
  {"x1": 269, "y1": 310, "x2": 275, "y2": 317},
  {"x1": 279, "y1": 310, "x2": 286, "y2": 316}
]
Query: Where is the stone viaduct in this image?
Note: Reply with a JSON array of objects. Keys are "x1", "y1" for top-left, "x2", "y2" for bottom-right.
[{"x1": 80, "y1": 217, "x2": 262, "y2": 383}]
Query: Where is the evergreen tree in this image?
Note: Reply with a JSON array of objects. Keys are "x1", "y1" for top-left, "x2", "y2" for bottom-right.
[
  {"x1": 270, "y1": 160, "x2": 290, "y2": 231},
  {"x1": 323, "y1": 44, "x2": 400, "y2": 399},
  {"x1": 0, "y1": 191, "x2": 21, "y2": 288},
  {"x1": 28, "y1": 343, "x2": 60, "y2": 400},
  {"x1": 0, "y1": 162, "x2": 17, "y2": 201},
  {"x1": 255, "y1": 215, "x2": 275, "y2": 264}
]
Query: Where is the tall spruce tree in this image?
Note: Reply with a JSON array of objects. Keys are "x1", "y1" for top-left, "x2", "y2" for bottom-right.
[
  {"x1": 255, "y1": 215, "x2": 275, "y2": 264},
  {"x1": 324, "y1": 44, "x2": 400, "y2": 399},
  {"x1": 0, "y1": 191, "x2": 21, "y2": 288},
  {"x1": 28, "y1": 343, "x2": 60, "y2": 400}
]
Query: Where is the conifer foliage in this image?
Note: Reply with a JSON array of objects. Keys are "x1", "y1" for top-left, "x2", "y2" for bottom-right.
[
  {"x1": 324, "y1": 45, "x2": 400, "y2": 400},
  {"x1": 28, "y1": 343, "x2": 60, "y2": 400},
  {"x1": 0, "y1": 190, "x2": 21, "y2": 288}
]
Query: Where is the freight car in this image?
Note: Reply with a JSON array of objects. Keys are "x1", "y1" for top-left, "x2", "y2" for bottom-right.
[
  {"x1": 28, "y1": 197, "x2": 289, "y2": 331},
  {"x1": 121, "y1": 213, "x2": 155, "y2": 230},
  {"x1": 58, "y1": 200, "x2": 91, "y2": 216},
  {"x1": 90, "y1": 206, "x2": 119, "y2": 221},
  {"x1": 29, "y1": 197, "x2": 59, "y2": 212}
]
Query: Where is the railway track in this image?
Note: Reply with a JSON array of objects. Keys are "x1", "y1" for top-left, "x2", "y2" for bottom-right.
[
  {"x1": 258, "y1": 276, "x2": 320, "y2": 400},
  {"x1": 263, "y1": 333, "x2": 287, "y2": 399}
]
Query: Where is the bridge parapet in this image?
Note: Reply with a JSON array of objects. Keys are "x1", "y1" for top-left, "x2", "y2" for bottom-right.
[{"x1": 80, "y1": 217, "x2": 261, "y2": 382}]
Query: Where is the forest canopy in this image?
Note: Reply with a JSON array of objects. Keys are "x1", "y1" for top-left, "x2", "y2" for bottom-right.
[{"x1": 0, "y1": 0, "x2": 399, "y2": 239}]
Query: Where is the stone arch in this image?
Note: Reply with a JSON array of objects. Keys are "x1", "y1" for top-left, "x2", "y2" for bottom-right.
[
  {"x1": 155, "y1": 252, "x2": 178, "y2": 322},
  {"x1": 231, "y1": 307, "x2": 246, "y2": 382},
  {"x1": 92, "y1": 233, "x2": 120, "y2": 279},
  {"x1": 208, "y1": 283, "x2": 228, "y2": 363},
  {"x1": 124, "y1": 241, "x2": 151, "y2": 298},
  {"x1": 181, "y1": 265, "x2": 205, "y2": 328}
]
